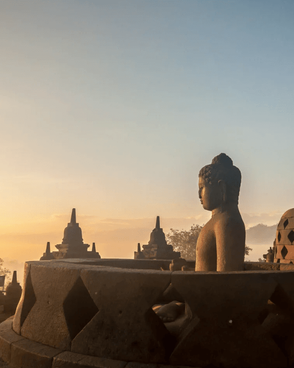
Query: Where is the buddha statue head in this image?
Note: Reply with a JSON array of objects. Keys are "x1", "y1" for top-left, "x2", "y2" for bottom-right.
[{"x1": 198, "y1": 153, "x2": 241, "y2": 211}]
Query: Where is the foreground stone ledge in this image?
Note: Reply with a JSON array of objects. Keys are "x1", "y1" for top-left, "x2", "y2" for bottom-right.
[
  {"x1": 0, "y1": 318, "x2": 23, "y2": 363},
  {"x1": 8, "y1": 260, "x2": 294, "y2": 368},
  {"x1": 53, "y1": 351, "x2": 127, "y2": 368},
  {"x1": 125, "y1": 363, "x2": 156, "y2": 368},
  {"x1": 10, "y1": 338, "x2": 62, "y2": 368},
  {"x1": 52, "y1": 351, "x2": 85, "y2": 368},
  {"x1": 157, "y1": 366, "x2": 201, "y2": 368},
  {"x1": 0, "y1": 322, "x2": 198, "y2": 368},
  {"x1": 76, "y1": 356, "x2": 126, "y2": 368},
  {"x1": 244, "y1": 261, "x2": 280, "y2": 271}
]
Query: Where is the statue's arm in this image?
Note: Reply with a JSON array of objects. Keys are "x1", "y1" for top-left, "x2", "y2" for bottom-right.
[{"x1": 215, "y1": 217, "x2": 245, "y2": 272}]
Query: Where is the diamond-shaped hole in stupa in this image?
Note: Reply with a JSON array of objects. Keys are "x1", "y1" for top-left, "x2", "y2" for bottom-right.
[
  {"x1": 281, "y1": 246, "x2": 288, "y2": 259},
  {"x1": 284, "y1": 219, "x2": 289, "y2": 229},
  {"x1": 152, "y1": 285, "x2": 197, "y2": 343},
  {"x1": 278, "y1": 232, "x2": 281, "y2": 242},
  {"x1": 63, "y1": 277, "x2": 98, "y2": 340},
  {"x1": 20, "y1": 270, "x2": 37, "y2": 327},
  {"x1": 288, "y1": 230, "x2": 294, "y2": 244}
]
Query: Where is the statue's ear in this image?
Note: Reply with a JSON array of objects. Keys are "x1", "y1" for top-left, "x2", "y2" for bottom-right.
[{"x1": 218, "y1": 180, "x2": 227, "y2": 203}]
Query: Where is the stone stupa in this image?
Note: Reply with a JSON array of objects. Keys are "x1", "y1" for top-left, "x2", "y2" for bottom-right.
[
  {"x1": 273, "y1": 208, "x2": 294, "y2": 263},
  {"x1": 134, "y1": 216, "x2": 180, "y2": 260},
  {"x1": 40, "y1": 208, "x2": 100, "y2": 260}
]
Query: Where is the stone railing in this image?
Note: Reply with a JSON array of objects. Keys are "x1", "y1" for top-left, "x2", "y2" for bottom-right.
[{"x1": 9, "y1": 259, "x2": 294, "y2": 368}]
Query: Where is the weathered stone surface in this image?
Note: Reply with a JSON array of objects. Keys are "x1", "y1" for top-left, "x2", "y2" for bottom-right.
[
  {"x1": 13, "y1": 259, "x2": 294, "y2": 367},
  {"x1": 276, "y1": 230, "x2": 294, "y2": 246},
  {"x1": 15, "y1": 261, "x2": 83, "y2": 350},
  {"x1": 158, "y1": 366, "x2": 201, "y2": 368},
  {"x1": 0, "y1": 318, "x2": 13, "y2": 332},
  {"x1": 78, "y1": 356, "x2": 127, "y2": 368},
  {"x1": 0, "y1": 359, "x2": 9, "y2": 367},
  {"x1": 274, "y1": 209, "x2": 294, "y2": 263},
  {"x1": 53, "y1": 352, "x2": 128, "y2": 368},
  {"x1": 0, "y1": 358, "x2": 10, "y2": 367},
  {"x1": 53, "y1": 351, "x2": 89, "y2": 367},
  {"x1": 170, "y1": 271, "x2": 287, "y2": 368},
  {"x1": 266, "y1": 271, "x2": 294, "y2": 367},
  {"x1": 125, "y1": 362, "x2": 157, "y2": 368},
  {"x1": 0, "y1": 318, "x2": 23, "y2": 364},
  {"x1": 280, "y1": 263, "x2": 294, "y2": 270},
  {"x1": 244, "y1": 262, "x2": 280, "y2": 271},
  {"x1": 54, "y1": 258, "x2": 173, "y2": 271},
  {"x1": 11, "y1": 338, "x2": 61, "y2": 368},
  {"x1": 71, "y1": 267, "x2": 172, "y2": 363}
]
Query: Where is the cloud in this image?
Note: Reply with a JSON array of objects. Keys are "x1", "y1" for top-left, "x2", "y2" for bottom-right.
[{"x1": 242, "y1": 211, "x2": 282, "y2": 229}]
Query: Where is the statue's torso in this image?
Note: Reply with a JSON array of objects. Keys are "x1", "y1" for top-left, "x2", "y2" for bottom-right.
[
  {"x1": 196, "y1": 217, "x2": 217, "y2": 271},
  {"x1": 196, "y1": 210, "x2": 245, "y2": 272}
]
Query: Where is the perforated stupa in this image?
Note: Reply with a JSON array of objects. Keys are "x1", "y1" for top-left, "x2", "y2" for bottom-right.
[{"x1": 274, "y1": 208, "x2": 294, "y2": 263}]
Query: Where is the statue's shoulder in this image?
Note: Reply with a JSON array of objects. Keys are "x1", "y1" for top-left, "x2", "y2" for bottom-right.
[{"x1": 214, "y1": 210, "x2": 245, "y2": 230}]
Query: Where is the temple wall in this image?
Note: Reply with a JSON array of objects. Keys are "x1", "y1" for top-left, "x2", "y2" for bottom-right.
[{"x1": 8, "y1": 259, "x2": 294, "y2": 368}]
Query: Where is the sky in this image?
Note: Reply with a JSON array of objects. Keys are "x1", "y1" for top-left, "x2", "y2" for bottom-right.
[{"x1": 1, "y1": 0, "x2": 294, "y2": 273}]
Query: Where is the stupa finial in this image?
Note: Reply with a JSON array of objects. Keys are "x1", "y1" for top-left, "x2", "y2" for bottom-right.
[
  {"x1": 70, "y1": 208, "x2": 76, "y2": 224},
  {"x1": 156, "y1": 216, "x2": 160, "y2": 229},
  {"x1": 46, "y1": 242, "x2": 50, "y2": 255},
  {"x1": 12, "y1": 271, "x2": 17, "y2": 284}
]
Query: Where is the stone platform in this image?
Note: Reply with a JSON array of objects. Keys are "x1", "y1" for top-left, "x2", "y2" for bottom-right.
[
  {"x1": 0, "y1": 318, "x2": 124, "y2": 368},
  {"x1": 1, "y1": 259, "x2": 294, "y2": 368},
  {"x1": 0, "y1": 318, "x2": 198, "y2": 368}
]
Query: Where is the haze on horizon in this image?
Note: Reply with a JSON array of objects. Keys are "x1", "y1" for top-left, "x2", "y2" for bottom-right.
[{"x1": 1, "y1": 1, "x2": 294, "y2": 267}]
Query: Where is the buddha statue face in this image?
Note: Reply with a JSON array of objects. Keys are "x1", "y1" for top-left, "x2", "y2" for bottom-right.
[
  {"x1": 198, "y1": 176, "x2": 223, "y2": 211},
  {"x1": 198, "y1": 153, "x2": 241, "y2": 210}
]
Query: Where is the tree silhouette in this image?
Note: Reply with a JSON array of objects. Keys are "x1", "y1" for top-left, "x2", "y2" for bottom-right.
[{"x1": 167, "y1": 225, "x2": 252, "y2": 260}]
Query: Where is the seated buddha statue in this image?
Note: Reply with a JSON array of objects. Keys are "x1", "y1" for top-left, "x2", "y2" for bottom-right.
[
  {"x1": 196, "y1": 153, "x2": 245, "y2": 271},
  {"x1": 155, "y1": 153, "x2": 246, "y2": 329}
]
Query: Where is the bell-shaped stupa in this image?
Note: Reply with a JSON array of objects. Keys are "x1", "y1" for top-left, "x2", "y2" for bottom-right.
[
  {"x1": 134, "y1": 216, "x2": 180, "y2": 260},
  {"x1": 55, "y1": 208, "x2": 89, "y2": 257},
  {"x1": 273, "y1": 208, "x2": 294, "y2": 263},
  {"x1": 40, "y1": 209, "x2": 100, "y2": 259}
]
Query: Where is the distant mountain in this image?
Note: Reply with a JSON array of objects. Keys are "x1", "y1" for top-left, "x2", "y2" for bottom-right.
[{"x1": 246, "y1": 224, "x2": 277, "y2": 245}]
